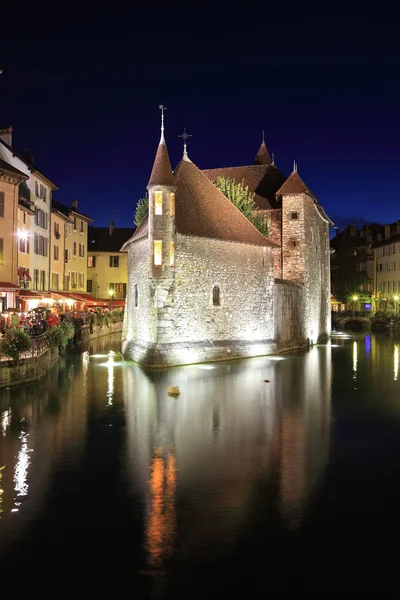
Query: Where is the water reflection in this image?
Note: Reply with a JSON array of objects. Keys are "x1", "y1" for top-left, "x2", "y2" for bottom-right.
[
  {"x1": 394, "y1": 345, "x2": 399, "y2": 381},
  {"x1": 124, "y1": 343, "x2": 332, "y2": 569}
]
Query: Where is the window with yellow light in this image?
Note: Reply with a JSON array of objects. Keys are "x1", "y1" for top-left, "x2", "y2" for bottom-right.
[
  {"x1": 154, "y1": 191, "x2": 162, "y2": 215},
  {"x1": 170, "y1": 193, "x2": 175, "y2": 217},
  {"x1": 154, "y1": 240, "x2": 162, "y2": 265},
  {"x1": 170, "y1": 241, "x2": 175, "y2": 266}
]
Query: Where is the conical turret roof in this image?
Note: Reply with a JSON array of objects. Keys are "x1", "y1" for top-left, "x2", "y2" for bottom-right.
[
  {"x1": 253, "y1": 141, "x2": 271, "y2": 166},
  {"x1": 147, "y1": 141, "x2": 175, "y2": 187}
]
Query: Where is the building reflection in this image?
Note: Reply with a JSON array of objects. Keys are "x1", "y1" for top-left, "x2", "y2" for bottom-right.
[{"x1": 124, "y1": 347, "x2": 332, "y2": 569}]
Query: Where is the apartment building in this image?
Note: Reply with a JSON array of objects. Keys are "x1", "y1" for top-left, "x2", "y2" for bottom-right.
[
  {"x1": 87, "y1": 223, "x2": 133, "y2": 299},
  {"x1": 374, "y1": 221, "x2": 400, "y2": 312}
]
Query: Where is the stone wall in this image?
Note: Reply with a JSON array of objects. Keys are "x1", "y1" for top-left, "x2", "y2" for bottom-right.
[
  {"x1": 0, "y1": 347, "x2": 59, "y2": 390},
  {"x1": 123, "y1": 234, "x2": 277, "y2": 366},
  {"x1": 257, "y1": 208, "x2": 282, "y2": 278},
  {"x1": 281, "y1": 194, "x2": 331, "y2": 344},
  {"x1": 274, "y1": 279, "x2": 305, "y2": 351}
]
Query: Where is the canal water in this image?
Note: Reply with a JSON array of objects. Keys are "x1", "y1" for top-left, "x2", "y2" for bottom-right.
[{"x1": 0, "y1": 331, "x2": 399, "y2": 595}]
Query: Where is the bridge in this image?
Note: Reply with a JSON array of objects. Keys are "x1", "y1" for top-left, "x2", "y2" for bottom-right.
[{"x1": 332, "y1": 314, "x2": 392, "y2": 331}]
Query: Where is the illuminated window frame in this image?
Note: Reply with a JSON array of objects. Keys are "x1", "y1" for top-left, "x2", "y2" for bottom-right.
[
  {"x1": 170, "y1": 241, "x2": 175, "y2": 267},
  {"x1": 170, "y1": 192, "x2": 175, "y2": 217},
  {"x1": 154, "y1": 240, "x2": 162, "y2": 265},
  {"x1": 154, "y1": 191, "x2": 163, "y2": 215}
]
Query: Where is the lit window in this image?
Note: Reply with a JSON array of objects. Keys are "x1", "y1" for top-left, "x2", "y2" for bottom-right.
[
  {"x1": 170, "y1": 241, "x2": 175, "y2": 266},
  {"x1": 154, "y1": 191, "x2": 163, "y2": 215},
  {"x1": 170, "y1": 193, "x2": 175, "y2": 217},
  {"x1": 154, "y1": 240, "x2": 162, "y2": 265},
  {"x1": 212, "y1": 285, "x2": 220, "y2": 306}
]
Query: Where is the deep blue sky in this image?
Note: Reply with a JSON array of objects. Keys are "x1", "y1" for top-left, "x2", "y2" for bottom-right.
[{"x1": 1, "y1": 15, "x2": 400, "y2": 231}]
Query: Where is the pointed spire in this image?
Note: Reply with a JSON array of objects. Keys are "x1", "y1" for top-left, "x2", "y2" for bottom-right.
[
  {"x1": 276, "y1": 168, "x2": 312, "y2": 197},
  {"x1": 179, "y1": 127, "x2": 192, "y2": 161},
  {"x1": 159, "y1": 103, "x2": 167, "y2": 144},
  {"x1": 253, "y1": 134, "x2": 271, "y2": 166},
  {"x1": 147, "y1": 105, "x2": 174, "y2": 187}
]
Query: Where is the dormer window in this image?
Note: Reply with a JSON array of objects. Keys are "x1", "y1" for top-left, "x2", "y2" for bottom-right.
[
  {"x1": 154, "y1": 191, "x2": 163, "y2": 215},
  {"x1": 170, "y1": 193, "x2": 175, "y2": 217}
]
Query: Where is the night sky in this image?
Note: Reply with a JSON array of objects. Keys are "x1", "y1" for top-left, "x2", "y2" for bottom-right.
[{"x1": 1, "y1": 16, "x2": 400, "y2": 232}]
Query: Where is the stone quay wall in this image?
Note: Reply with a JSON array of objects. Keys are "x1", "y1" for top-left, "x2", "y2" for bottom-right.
[
  {"x1": 274, "y1": 279, "x2": 305, "y2": 351},
  {"x1": 0, "y1": 322, "x2": 123, "y2": 390}
]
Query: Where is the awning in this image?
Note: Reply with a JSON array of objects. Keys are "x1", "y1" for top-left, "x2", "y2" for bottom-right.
[
  {"x1": 0, "y1": 282, "x2": 21, "y2": 291},
  {"x1": 18, "y1": 268, "x2": 32, "y2": 281},
  {"x1": 19, "y1": 290, "x2": 43, "y2": 298}
]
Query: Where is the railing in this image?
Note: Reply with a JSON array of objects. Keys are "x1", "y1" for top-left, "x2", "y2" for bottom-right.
[{"x1": 27, "y1": 332, "x2": 49, "y2": 357}]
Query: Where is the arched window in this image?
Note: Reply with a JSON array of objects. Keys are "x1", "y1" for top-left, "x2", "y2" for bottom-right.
[
  {"x1": 212, "y1": 285, "x2": 220, "y2": 306},
  {"x1": 134, "y1": 284, "x2": 138, "y2": 307}
]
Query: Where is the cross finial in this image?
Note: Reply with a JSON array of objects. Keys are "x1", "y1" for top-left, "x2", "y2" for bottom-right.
[
  {"x1": 159, "y1": 103, "x2": 167, "y2": 143},
  {"x1": 262, "y1": 130, "x2": 265, "y2": 144},
  {"x1": 271, "y1": 152, "x2": 275, "y2": 165},
  {"x1": 293, "y1": 160, "x2": 297, "y2": 172},
  {"x1": 179, "y1": 127, "x2": 192, "y2": 161}
]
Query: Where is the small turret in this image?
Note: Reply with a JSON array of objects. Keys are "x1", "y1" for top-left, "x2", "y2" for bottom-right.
[
  {"x1": 147, "y1": 104, "x2": 176, "y2": 276},
  {"x1": 253, "y1": 131, "x2": 272, "y2": 165}
]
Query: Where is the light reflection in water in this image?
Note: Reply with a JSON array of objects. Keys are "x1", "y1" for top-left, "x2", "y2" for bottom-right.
[
  {"x1": 394, "y1": 345, "x2": 399, "y2": 381},
  {"x1": 13, "y1": 432, "x2": 31, "y2": 505},
  {"x1": 365, "y1": 335, "x2": 371, "y2": 354},
  {"x1": 1, "y1": 408, "x2": 11, "y2": 437},
  {"x1": 107, "y1": 351, "x2": 115, "y2": 406},
  {"x1": 353, "y1": 341, "x2": 358, "y2": 378}
]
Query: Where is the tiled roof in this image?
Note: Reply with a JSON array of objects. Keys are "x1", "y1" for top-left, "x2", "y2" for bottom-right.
[
  {"x1": 276, "y1": 171, "x2": 314, "y2": 197},
  {"x1": 0, "y1": 158, "x2": 28, "y2": 179},
  {"x1": 173, "y1": 159, "x2": 277, "y2": 248},
  {"x1": 0, "y1": 138, "x2": 57, "y2": 189},
  {"x1": 202, "y1": 164, "x2": 286, "y2": 210},
  {"x1": 253, "y1": 142, "x2": 271, "y2": 165},
  {"x1": 121, "y1": 215, "x2": 148, "y2": 250},
  {"x1": 88, "y1": 226, "x2": 134, "y2": 252},
  {"x1": 147, "y1": 142, "x2": 175, "y2": 187}
]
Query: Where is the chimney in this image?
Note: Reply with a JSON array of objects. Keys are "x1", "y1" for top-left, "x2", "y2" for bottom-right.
[
  {"x1": 71, "y1": 200, "x2": 78, "y2": 211},
  {"x1": 385, "y1": 224, "x2": 391, "y2": 240},
  {"x1": 396, "y1": 220, "x2": 400, "y2": 235},
  {"x1": 109, "y1": 221, "x2": 115, "y2": 236},
  {"x1": 23, "y1": 149, "x2": 34, "y2": 164},
  {"x1": 0, "y1": 126, "x2": 13, "y2": 147},
  {"x1": 350, "y1": 224, "x2": 356, "y2": 236}
]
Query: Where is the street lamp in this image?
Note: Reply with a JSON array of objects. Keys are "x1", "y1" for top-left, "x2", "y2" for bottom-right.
[{"x1": 109, "y1": 288, "x2": 114, "y2": 309}]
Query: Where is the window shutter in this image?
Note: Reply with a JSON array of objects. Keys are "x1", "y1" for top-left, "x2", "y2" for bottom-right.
[{"x1": 0, "y1": 192, "x2": 4, "y2": 218}]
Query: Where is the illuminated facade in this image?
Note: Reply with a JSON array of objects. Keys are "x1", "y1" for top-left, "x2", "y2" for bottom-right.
[{"x1": 122, "y1": 114, "x2": 332, "y2": 366}]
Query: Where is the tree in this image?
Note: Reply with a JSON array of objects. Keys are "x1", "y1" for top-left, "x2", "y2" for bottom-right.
[
  {"x1": 331, "y1": 242, "x2": 371, "y2": 304},
  {"x1": 214, "y1": 176, "x2": 269, "y2": 237},
  {"x1": 134, "y1": 197, "x2": 149, "y2": 228}
]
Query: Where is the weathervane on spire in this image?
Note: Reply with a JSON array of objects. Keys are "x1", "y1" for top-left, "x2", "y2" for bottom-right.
[
  {"x1": 262, "y1": 130, "x2": 265, "y2": 144},
  {"x1": 159, "y1": 103, "x2": 167, "y2": 143},
  {"x1": 179, "y1": 127, "x2": 192, "y2": 160},
  {"x1": 293, "y1": 160, "x2": 297, "y2": 172},
  {"x1": 272, "y1": 152, "x2": 275, "y2": 165}
]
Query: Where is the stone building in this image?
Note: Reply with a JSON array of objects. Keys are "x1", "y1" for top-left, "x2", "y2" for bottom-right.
[{"x1": 122, "y1": 113, "x2": 332, "y2": 367}]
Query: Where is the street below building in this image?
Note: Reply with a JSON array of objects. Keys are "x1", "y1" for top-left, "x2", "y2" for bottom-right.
[{"x1": 0, "y1": 331, "x2": 399, "y2": 595}]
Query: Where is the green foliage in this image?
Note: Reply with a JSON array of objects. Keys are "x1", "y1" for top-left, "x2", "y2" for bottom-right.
[
  {"x1": 134, "y1": 197, "x2": 149, "y2": 228},
  {"x1": 0, "y1": 327, "x2": 32, "y2": 362},
  {"x1": 110, "y1": 308, "x2": 124, "y2": 323},
  {"x1": 331, "y1": 242, "x2": 372, "y2": 304},
  {"x1": 214, "y1": 176, "x2": 255, "y2": 221},
  {"x1": 252, "y1": 213, "x2": 270, "y2": 237},
  {"x1": 214, "y1": 176, "x2": 270, "y2": 237},
  {"x1": 96, "y1": 311, "x2": 105, "y2": 328},
  {"x1": 45, "y1": 322, "x2": 75, "y2": 354}
]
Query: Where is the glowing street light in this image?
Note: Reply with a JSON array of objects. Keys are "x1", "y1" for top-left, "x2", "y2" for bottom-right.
[
  {"x1": 352, "y1": 295, "x2": 358, "y2": 302},
  {"x1": 109, "y1": 288, "x2": 114, "y2": 309}
]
